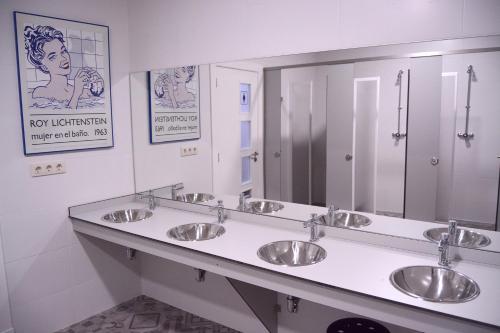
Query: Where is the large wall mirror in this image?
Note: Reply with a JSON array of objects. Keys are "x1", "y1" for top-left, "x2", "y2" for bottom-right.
[{"x1": 129, "y1": 35, "x2": 500, "y2": 252}]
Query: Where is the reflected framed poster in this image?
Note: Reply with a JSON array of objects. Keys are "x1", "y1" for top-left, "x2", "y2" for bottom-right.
[
  {"x1": 14, "y1": 12, "x2": 113, "y2": 155},
  {"x1": 149, "y1": 66, "x2": 201, "y2": 143}
]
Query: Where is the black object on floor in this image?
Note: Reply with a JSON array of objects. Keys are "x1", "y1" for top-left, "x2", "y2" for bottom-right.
[
  {"x1": 327, "y1": 317, "x2": 390, "y2": 333},
  {"x1": 56, "y1": 295, "x2": 240, "y2": 333}
]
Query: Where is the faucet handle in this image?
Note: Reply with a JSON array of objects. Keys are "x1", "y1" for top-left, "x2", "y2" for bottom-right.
[
  {"x1": 304, "y1": 213, "x2": 319, "y2": 228},
  {"x1": 438, "y1": 232, "x2": 450, "y2": 247},
  {"x1": 448, "y1": 219, "x2": 457, "y2": 231},
  {"x1": 238, "y1": 193, "x2": 248, "y2": 211},
  {"x1": 438, "y1": 232, "x2": 451, "y2": 267},
  {"x1": 328, "y1": 203, "x2": 339, "y2": 213},
  {"x1": 305, "y1": 213, "x2": 323, "y2": 242},
  {"x1": 171, "y1": 183, "x2": 184, "y2": 199},
  {"x1": 138, "y1": 191, "x2": 151, "y2": 199},
  {"x1": 172, "y1": 182, "x2": 184, "y2": 190},
  {"x1": 210, "y1": 200, "x2": 224, "y2": 211}
]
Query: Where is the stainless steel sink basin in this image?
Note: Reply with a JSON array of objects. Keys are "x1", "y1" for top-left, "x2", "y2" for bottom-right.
[
  {"x1": 167, "y1": 223, "x2": 225, "y2": 241},
  {"x1": 423, "y1": 228, "x2": 491, "y2": 248},
  {"x1": 323, "y1": 212, "x2": 371, "y2": 228},
  {"x1": 249, "y1": 201, "x2": 284, "y2": 214},
  {"x1": 390, "y1": 265, "x2": 480, "y2": 303},
  {"x1": 176, "y1": 193, "x2": 215, "y2": 203},
  {"x1": 257, "y1": 240, "x2": 326, "y2": 266},
  {"x1": 102, "y1": 209, "x2": 152, "y2": 223}
]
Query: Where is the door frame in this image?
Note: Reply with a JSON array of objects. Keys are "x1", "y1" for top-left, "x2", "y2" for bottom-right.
[{"x1": 209, "y1": 62, "x2": 264, "y2": 197}]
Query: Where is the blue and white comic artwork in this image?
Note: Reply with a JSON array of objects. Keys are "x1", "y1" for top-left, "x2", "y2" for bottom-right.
[
  {"x1": 149, "y1": 66, "x2": 200, "y2": 143},
  {"x1": 14, "y1": 12, "x2": 113, "y2": 155}
]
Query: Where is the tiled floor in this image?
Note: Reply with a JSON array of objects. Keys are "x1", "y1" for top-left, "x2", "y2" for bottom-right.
[{"x1": 56, "y1": 295, "x2": 240, "y2": 333}]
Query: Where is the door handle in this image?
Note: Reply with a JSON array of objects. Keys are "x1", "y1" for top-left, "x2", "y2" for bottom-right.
[
  {"x1": 345, "y1": 153, "x2": 353, "y2": 161},
  {"x1": 250, "y1": 151, "x2": 259, "y2": 162},
  {"x1": 273, "y1": 151, "x2": 281, "y2": 158},
  {"x1": 431, "y1": 156, "x2": 439, "y2": 166}
]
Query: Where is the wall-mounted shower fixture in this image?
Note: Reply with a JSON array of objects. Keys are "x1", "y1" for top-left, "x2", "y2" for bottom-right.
[
  {"x1": 457, "y1": 65, "x2": 475, "y2": 139},
  {"x1": 392, "y1": 70, "x2": 407, "y2": 140},
  {"x1": 286, "y1": 295, "x2": 300, "y2": 313}
]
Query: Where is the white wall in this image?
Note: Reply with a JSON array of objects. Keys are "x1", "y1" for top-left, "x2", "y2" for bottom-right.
[
  {"x1": 0, "y1": 1, "x2": 141, "y2": 332},
  {"x1": 127, "y1": 0, "x2": 500, "y2": 72},
  {"x1": 0, "y1": 233, "x2": 12, "y2": 333}
]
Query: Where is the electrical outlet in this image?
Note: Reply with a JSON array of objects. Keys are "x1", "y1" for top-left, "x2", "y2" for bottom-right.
[
  {"x1": 31, "y1": 161, "x2": 66, "y2": 177},
  {"x1": 54, "y1": 162, "x2": 66, "y2": 173},
  {"x1": 180, "y1": 146, "x2": 198, "y2": 157},
  {"x1": 31, "y1": 164, "x2": 45, "y2": 176}
]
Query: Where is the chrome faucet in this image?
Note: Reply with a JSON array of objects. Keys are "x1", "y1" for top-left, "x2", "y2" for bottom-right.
[
  {"x1": 448, "y1": 219, "x2": 457, "y2": 245},
  {"x1": 303, "y1": 213, "x2": 323, "y2": 242},
  {"x1": 140, "y1": 190, "x2": 157, "y2": 210},
  {"x1": 210, "y1": 200, "x2": 226, "y2": 224},
  {"x1": 171, "y1": 182, "x2": 184, "y2": 200},
  {"x1": 438, "y1": 233, "x2": 451, "y2": 267},
  {"x1": 238, "y1": 193, "x2": 248, "y2": 212},
  {"x1": 327, "y1": 203, "x2": 339, "y2": 225}
]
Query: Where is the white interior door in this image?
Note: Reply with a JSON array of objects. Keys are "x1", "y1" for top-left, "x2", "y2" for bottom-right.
[{"x1": 211, "y1": 64, "x2": 264, "y2": 197}]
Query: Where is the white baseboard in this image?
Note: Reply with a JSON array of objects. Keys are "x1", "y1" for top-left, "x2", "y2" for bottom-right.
[{"x1": 0, "y1": 328, "x2": 14, "y2": 333}]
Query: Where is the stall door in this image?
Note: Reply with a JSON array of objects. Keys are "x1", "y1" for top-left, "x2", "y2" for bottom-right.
[
  {"x1": 445, "y1": 52, "x2": 500, "y2": 228},
  {"x1": 405, "y1": 56, "x2": 443, "y2": 221},
  {"x1": 281, "y1": 67, "x2": 327, "y2": 205}
]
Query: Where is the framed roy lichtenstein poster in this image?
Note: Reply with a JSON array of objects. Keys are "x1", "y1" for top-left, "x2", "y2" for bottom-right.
[
  {"x1": 149, "y1": 66, "x2": 200, "y2": 143},
  {"x1": 14, "y1": 12, "x2": 113, "y2": 155}
]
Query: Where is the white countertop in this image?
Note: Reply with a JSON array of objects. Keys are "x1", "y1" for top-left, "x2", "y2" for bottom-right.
[{"x1": 69, "y1": 198, "x2": 500, "y2": 328}]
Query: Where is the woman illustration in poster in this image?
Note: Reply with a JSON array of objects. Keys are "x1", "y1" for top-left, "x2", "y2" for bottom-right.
[
  {"x1": 154, "y1": 66, "x2": 196, "y2": 109},
  {"x1": 24, "y1": 25, "x2": 104, "y2": 109}
]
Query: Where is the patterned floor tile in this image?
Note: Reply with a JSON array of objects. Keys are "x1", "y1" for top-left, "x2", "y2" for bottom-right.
[{"x1": 55, "y1": 295, "x2": 240, "y2": 333}]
